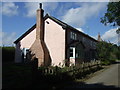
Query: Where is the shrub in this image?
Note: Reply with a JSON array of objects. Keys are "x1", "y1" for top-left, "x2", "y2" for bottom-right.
[
  {"x1": 96, "y1": 41, "x2": 120, "y2": 65},
  {"x1": 2, "y1": 46, "x2": 15, "y2": 62},
  {"x1": 101, "y1": 60, "x2": 110, "y2": 65}
]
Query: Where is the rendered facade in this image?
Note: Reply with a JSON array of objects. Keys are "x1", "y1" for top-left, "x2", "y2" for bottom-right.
[{"x1": 14, "y1": 4, "x2": 98, "y2": 67}]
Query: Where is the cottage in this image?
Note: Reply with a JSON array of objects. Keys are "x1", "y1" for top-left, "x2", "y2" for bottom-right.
[{"x1": 14, "y1": 3, "x2": 98, "y2": 67}]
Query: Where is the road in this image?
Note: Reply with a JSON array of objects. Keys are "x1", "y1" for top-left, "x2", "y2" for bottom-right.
[
  {"x1": 64, "y1": 62, "x2": 120, "y2": 89},
  {"x1": 84, "y1": 62, "x2": 120, "y2": 88}
]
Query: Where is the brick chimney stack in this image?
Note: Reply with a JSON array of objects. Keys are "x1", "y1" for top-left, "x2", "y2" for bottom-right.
[
  {"x1": 30, "y1": 3, "x2": 51, "y2": 67},
  {"x1": 36, "y1": 3, "x2": 44, "y2": 40}
]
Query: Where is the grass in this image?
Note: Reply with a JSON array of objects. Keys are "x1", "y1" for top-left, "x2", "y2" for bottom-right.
[
  {"x1": 2, "y1": 61, "x2": 104, "y2": 89},
  {"x1": 2, "y1": 62, "x2": 32, "y2": 88}
]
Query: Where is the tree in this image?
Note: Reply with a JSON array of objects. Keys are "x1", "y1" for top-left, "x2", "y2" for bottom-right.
[
  {"x1": 101, "y1": 2, "x2": 120, "y2": 26},
  {"x1": 96, "y1": 41, "x2": 119, "y2": 65}
]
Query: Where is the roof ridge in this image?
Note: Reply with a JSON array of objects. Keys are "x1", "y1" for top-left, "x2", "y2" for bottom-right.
[
  {"x1": 45, "y1": 14, "x2": 97, "y2": 41},
  {"x1": 14, "y1": 14, "x2": 97, "y2": 44}
]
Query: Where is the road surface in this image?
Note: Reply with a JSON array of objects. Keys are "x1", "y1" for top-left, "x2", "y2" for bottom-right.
[
  {"x1": 84, "y1": 62, "x2": 120, "y2": 88},
  {"x1": 64, "y1": 62, "x2": 120, "y2": 88}
]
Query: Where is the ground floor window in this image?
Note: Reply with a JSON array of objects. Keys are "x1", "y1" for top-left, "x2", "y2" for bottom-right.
[
  {"x1": 69, "y1": 47, "x2": 75, "y2": 58},
  {"x1": 22, "y1": 48, "x2": 29, "y2": 62}
]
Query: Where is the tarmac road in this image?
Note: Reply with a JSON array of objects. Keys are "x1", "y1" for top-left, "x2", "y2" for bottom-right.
[
  {"x1": 84, "y1": 62, "x2": 120, "y2": 88},
  {"x1": 64, "y1": 62, "x2": 120, "y2": 89}
]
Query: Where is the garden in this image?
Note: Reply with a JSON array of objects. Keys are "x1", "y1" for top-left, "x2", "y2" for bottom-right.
[{"x1": 2, "y1": 42, "x2": 120, "y2": 89}]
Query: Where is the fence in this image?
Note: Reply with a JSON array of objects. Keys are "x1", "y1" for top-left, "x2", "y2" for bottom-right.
[
  {"x1": 30, "y1": 59, "x2": 102, "y2": 86},
  {"x1": 36, "y1": 60, "x2": 101, "y2": 75}
]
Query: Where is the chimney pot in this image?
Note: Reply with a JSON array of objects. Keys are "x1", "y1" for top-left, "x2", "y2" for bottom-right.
[{"x1": 39, "y1": 3, "x2": 42, "y2": 9}]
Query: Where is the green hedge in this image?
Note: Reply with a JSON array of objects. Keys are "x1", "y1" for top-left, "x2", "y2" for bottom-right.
[{"x1": 2, "y1": 46, "x2": 15, "y2": 62}]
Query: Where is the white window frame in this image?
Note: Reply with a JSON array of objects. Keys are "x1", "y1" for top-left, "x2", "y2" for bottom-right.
[
  {"x1": 22, "y1": 48, "x2": 29, "y2": 59},
  {"x1": 70, "y1": 47, "x2": 75, "y2": 58}
]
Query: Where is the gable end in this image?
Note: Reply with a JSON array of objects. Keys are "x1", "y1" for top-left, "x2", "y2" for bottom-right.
[{"x1": 14, "y1": 24, "x2": 36, "y2": 44}]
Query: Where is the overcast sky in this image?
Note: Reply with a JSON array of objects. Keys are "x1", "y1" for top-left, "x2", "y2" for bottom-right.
[{"x1": 0, "y1": 1, "x2": 119, "y2": 46}]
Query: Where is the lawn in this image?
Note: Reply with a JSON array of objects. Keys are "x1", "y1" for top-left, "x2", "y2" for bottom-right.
[
  {"x1": 2, "y1": 61, "x2": 103, "y2": 89},
  {"x1": 2, "y1": 62, "x2": 32, "y2": 88},
  {"x1": 2, "y1": 62, "x2": 70, "y2": 89}
]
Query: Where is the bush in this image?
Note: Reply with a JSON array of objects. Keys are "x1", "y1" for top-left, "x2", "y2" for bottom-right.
[
  {"x1": 37, "y1": 61, "x2": 102, "y2": 85},
  {"x1": 2, "y1": 46, "x2": 15, "y2": 62},
  {"x1": 101, "y1": 60, "x2": 110, "y2": 65},
  {"x1": 97, "y1": 41, "x2": 120, "y2": 65}
]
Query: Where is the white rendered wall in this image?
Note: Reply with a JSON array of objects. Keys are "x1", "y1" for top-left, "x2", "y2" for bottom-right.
[
  {"x1": 15, "y1": 28, "x2": 36, "y2": 63},
  {"x1": 44, "y1": 18, "x2": 66, "y2": 66}
]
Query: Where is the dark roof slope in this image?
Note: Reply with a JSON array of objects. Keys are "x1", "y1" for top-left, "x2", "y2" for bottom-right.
[{"x1": 14, "y1": 14, "x2": 97, "y2": 44}]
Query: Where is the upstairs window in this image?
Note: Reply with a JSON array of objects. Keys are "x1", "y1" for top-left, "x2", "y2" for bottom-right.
[
  {"x1": 83, "y1": 37, "x2": 85, "y2": 42},
  {"x1": 93, "y1": 42, "x2": 96, "y2": 47},
  {"x1": 90, "y1": 41, "x2": 93, "y2": 46},
  {"x1": 70, "y1": 32, "x2": 77, "y2": 40},
  {"x1": 70, "y1": 32, "x2": 73, "y2": 39},
  {"x1": 74, "y1": 33, "x2": 77, "y2": 40}
]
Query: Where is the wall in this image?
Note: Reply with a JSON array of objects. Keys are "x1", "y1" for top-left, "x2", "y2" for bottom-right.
[
  {"x1": 15, "y1": 28, "x2": 36, "y2": 63},
  {"x1": 44, "y1": 18, "x2": 66, "y2": 66},
  {"x1": 20, "y1": 28, "x2": 36, "y2": 49},
  {"x1": 67, "y1": 28, "x2": 97, "y2": 64}
]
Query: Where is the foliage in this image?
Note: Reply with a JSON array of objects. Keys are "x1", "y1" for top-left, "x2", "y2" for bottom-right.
[
  {"x1": 96, "y1": 41, "x2": 120, "y2": 65},
  {"x1": 3, "y1": 60, "x2": 102, "y2": 89},
  {"x1": 101, "y1": 2, "x2": 120, "y2": 26},
  {"x1": 3, "y1": 62, "x2": 32, "y2": 88},
  {"x1": 38, "y1": 60, "x2": 102, "y2": 82},
  {"x1": 2, "y1": 46, "x2": 15, "y2": 62}
]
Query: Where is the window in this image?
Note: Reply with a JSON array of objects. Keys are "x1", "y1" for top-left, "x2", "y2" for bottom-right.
[
  {"x1": 83, "y1": 37, "x2": 85, "y2": 42},
  {"x1": 90, "y1": 41, "x2": 92, "y2": 46},
  {"x1": 74, "y1": 33, "x2": 77, "y2": 40},
  {"x1": 70, "y1": 47, "x2": 75, "y2": 58},
  {"x1": 70, "y1": 32, "x2": 77, "y2": 40},
  {"x1": 70, "y1": 47, "x2": 73, "y2": 57},
  {"x1": 22, "y1": 48, "x2": 29, "y2": 59},
  {"x1": 70, "y1": 32, "x2": 73, "y2": 39},
  {"x1": 93, "y1": 42, "x2": 96, "y2": 47}
]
